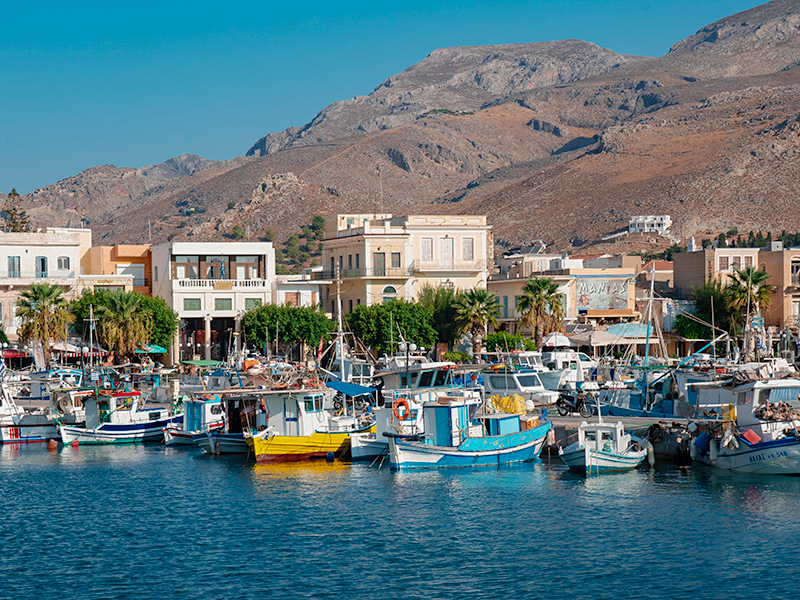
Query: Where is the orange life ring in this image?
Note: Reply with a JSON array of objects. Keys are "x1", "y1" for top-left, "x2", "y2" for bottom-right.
[
  {"x1": 393, "y1": 399, "x2": 411, "y2": 421},
  {"x1": 260, "y1": 398, "x2": 266, "y2": 412}
]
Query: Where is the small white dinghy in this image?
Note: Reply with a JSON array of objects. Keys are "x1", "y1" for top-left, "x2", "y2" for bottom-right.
[{"x1": 559, "y1": 420, "x2": 648, "y2": 474}]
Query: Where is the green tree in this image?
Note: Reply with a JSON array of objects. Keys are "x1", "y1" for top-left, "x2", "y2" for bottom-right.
[
  {"x1": 717, "y1": 233, "x2": 727, "y2": 248},
  {"x1": 311, "y1": 215, "x2": 326, "y2": 231},
  {"x1": 725, "y1": 267, "x2": 772, "y2": 324},
  {"x1": 231, "y1": 225, "x2": 246, "y2": 240},
  {"x1": 16, "y1": 283, "x2": 74, "y2": 366},
  {"x1": 453, "y1": 288, "x2": 500, "y2": 358},
  {"x1": 673, "y1": 280, "x2": 739, "y2": 340},
  {"x1": 241, "y1": 303, "x2": 333, "y2": 348},
  {"x1": 516, "y1": 276, "x2": 565, "y2": 350},
  {"x1": 346, "y1": 300, "x2": 438, "y2": 357},
  {"x1": 417, "y1": 284, "x2": 462, "y2": 349},
  {"x1": 3, "y1": 188, "x2": 30, "y2": 232},
  {"x1": 485, "y1": 332, "x2": 536, "y2": 353},
  {"x1": 264, "y1": 229, "x2": 276, "y2": 242},
  {"x1": 93, "y1": 290, "x2": 151, "y2": 358},
  {"x1": 276, "y1": 264, "x2": 290, "y2": 275},
  {"x1": 137, "y1": 295, "x2": 179, "y2": 350}
]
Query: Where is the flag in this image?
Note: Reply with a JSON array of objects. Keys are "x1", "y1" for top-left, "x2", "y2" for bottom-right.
[
  {"x1": 757, "y1": 337, "x2": 766, "y2": 352},
  {"x1": 0, "y1": 357, "x2": 7, "y2": 381}
]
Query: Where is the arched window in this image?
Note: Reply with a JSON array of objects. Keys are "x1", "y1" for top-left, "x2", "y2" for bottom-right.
[{"x1": 382, "y1": 285, "x2": 397, "y2": 303}]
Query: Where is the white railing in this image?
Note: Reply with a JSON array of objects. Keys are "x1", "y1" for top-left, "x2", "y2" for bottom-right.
[
  {"x1": 175, "y1": 278, "x2": 268, "y2": 288},
  {"x1": 411, "y1": 260, "x2": 486, "y2": 272}
]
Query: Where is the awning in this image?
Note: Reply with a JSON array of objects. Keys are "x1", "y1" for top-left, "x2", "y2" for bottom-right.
[
  {"x1": 543, "y1": 333, "x2": 576, "y2": 348},
  {"x1": 326, "y1": 380, "x2": 377, "y2": 397},
  {"x1": 135, "y1": 344, "x2": 168, "y2": 354},
  {"x1": 182, "y1": 359, "x2": 224, "y2": 367}
]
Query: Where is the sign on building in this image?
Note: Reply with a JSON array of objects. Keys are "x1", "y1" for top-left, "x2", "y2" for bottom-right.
[{"x1": 576, "y1": 278, "x2": 629, "y2": 310}]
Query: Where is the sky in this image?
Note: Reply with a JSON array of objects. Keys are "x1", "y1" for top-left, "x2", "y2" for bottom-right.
[{"x1": 1, "y1": 0, "x2": 763, "y2": 194}]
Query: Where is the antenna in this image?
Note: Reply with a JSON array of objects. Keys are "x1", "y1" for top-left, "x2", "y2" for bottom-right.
[{"x1": 377, "y1": 165, "x2": 384, "y2": 215}]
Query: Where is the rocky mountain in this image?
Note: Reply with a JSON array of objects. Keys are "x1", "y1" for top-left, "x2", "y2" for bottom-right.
[{"x1": 17, "y1": 0, "x2": 800, "y2": 255}]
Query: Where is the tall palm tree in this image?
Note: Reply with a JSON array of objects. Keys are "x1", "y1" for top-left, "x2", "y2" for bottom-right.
[
  {"x1": 417, "y1": 284, "x2": 462, "y2": 350},
  {"x1": 94, "y1": 290, "x2": 152, "y2": 358},
  {"x1": 16, "y1": 283, "x2": 75, "y2": 366},
  {"x1": 516, "y1": 276, "x2": 565, "y2": 350},
  {"x1": 453, "y1": 288, "x2": 500, "y2": 358},
  {"x1": 725, "y1": 266, "x2": 772, "y2": 323}
]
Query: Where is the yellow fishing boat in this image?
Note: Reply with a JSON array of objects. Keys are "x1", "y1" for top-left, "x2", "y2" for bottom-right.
[{"x1": 247, "y1": 422, "x2": 375, "y2": 462}]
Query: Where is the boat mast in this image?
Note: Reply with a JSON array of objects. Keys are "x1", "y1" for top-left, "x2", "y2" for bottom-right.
[
  {"x1": 335, "y1": 263, "x2": 349, "y2": 416},
  {"x1": 643, "y1": 266, "x2": 655, "y2": 401}
]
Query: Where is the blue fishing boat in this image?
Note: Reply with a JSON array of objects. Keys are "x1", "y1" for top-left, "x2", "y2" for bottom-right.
[{"x1": 386, "y1": 395, "x2": 551, "y2": 470}]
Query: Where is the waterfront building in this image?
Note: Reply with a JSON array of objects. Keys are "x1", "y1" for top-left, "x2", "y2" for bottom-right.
[
  {"x1": 673, "y1": 246, "x2": 761, "y2": 299},
  {"x1": 82, "y1": 244, "x2": 153, "y2": 295},
  {"x1": 316, "y1": 214, "x2": 491, "y2": 316},
  {"x1": 150, "y1": 241, "x2": 276, "y2": 363},
  {"x1": 488, "y1": 253, "x2": 640, "y2": 333}
]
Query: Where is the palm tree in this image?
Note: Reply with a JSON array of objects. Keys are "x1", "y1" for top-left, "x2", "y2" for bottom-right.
[
  {"x1": 516, "y1": 276, "x2": 565, "y2": 350},
  {"x1": 453, "y1": 288, "x2": 500, "y2": 358},
  {"x1": 16, "y1": 283, "x2": 75, "y2": 366},
  {"x1": 725, "y1": 266, "x2": 772, "y2": 322},
  {"x1": 417, "y1": 284, "x2": 462, "y2": 350},
  {"x1": 94, "y1": 290, "x2": 152, "y2": 359}
]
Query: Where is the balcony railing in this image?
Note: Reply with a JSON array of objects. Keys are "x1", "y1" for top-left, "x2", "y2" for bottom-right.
[
  {"x1": 0, "y1": 271, "x2": 76, "y2": 280},
  {"x1": 311, "y1": 267, "x2": 414, "y2": 280},
  {"x1": 411, "y1": 259, "x2": 487, "y2": 272},
  {"x1": 175, "y1": 278, "x2": 268, "y2": 288}
]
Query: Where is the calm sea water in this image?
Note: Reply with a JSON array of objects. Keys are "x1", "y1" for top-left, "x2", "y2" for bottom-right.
[{"x1": 2, "y1": 444, "x2": 799, "y2": 600}]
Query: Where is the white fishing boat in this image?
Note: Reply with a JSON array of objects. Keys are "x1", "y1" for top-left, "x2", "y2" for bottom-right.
[
  {"x1": 387, "y1": 394, "x2": 552, "y2": 470},
  {"x1": 163, "y1": 393, "x2": 225, "y2": 446},
  {"x1": 58, "y1": 390, "x2": 181, "y2": 445},
  {"x1": 0, "y1": 382, "x2": 61, "y2": 444},
  {"x1": 689, "y1": 378, "x2": 800, "y2": 474},
  {"x1": 559, "y1": 420, "x2": 648, "y2": 474}
]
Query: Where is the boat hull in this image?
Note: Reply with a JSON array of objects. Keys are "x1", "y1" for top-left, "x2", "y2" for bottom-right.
[
  {"x1": 59, "y1": 415, "x2": 182, "y2": 445},
  {"x1": 350, "y1": 432, "x2": 388, "y2": 461},
  {"x1": 389, "y1": 422, "x2": 551, "y2": 470},
  {"x1": 164, "y1": 423, "x2": 223, "y2": 447},
  {"x1": 693, "y1": 437, "x2": 800, "y2": 475},
  {"x1": 196, "y1": 432, "x2": 252, "y2": 454},
  {"x1": 249, "y1": 425, "x2": 375, "y2": 462},
  {"x1": 560, "y1": 446, "x2": 647, "y2": 474},
  {"x1": 1, "y1": 418, "x2": 60, "y2": 444}
]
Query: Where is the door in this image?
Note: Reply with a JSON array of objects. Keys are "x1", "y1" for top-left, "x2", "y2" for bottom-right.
[
  {"x1": 35, "y1": 257, "x2": 47, "y2": 278},
  {"x1": 116, "y1": 264, "x2": 145, "y2": 286},
  {"x1": 439, "y1": 238, "x2": 454, "y2": 269},
  {"x1": 373, "y1": 252, "x2": 386, "y2": 277}
]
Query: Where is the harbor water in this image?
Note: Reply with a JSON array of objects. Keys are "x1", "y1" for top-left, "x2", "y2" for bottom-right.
[{"x1": 3, "y1": 445, "x2": 799, "y2": 600}]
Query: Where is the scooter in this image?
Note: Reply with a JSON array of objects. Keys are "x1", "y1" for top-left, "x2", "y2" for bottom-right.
[{"x1": 556, "y1": 391, "x2": 594, "y2": 418}]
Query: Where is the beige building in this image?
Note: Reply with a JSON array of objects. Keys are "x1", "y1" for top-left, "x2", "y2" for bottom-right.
[
  {"x1": 488, "y1": 253, "x2": 640, "y2": 332},
  {"x1": 674, "y1": 247, "x2": 760, "y2": 299},
  {"x1": 758, "y1": 244, "x2": 800, "y2": 330},
  {"x1": 82, "y1": 244, "x2": 153, "y2": 295},
  {"x1": 318, "y1": 214, "x2": 491, "y2": 314}
]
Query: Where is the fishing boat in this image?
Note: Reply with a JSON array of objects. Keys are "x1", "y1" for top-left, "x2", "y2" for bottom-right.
[
  {"x1": 559, "y1": 421, "x2": 648, "y2": 474},
  {"x1": 163, "y1": 393, "x2": 225, "y2": 446},
  {"x1": 483, "y1": 367, "x2": 559, "y2": 406},
  {"x1": 688, "y1": 378, "x2": 800, "y2": 474},
  {"x1": 195, "y1": 389, "x2": 271, "y2": 454},
  {"x1": 0, "y1": 383, "x2": 61, "y2": 444},
  {"x1": 58, "y1": 390, "x2": 182, "y2": 445},
  {"x1": 386, "y1": 394, "x2": 552, "y2": 470},
  {"x1": 245, "y1": 387, "x2": 373, "y2": 462}
]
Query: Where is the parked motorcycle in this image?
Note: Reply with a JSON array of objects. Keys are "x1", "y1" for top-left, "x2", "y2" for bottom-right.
[{"x1": 556, "y1": 391, "x2": 594, "y2": 418}]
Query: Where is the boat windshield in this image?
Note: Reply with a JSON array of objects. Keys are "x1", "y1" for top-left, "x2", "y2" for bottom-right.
[
  {"x1": 760, "y1": 386, "x2": 800, "y2": 408},
  {"x1": 516, "y1": 374, "x2": 543, "y2": 388}
]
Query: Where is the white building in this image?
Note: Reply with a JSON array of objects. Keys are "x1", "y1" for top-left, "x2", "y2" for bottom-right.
[
  {"x1": 150, "y1": 241, "x2": 276, "y2": 363},
  {"x1": 628, "y1": 215, "x2": 672, "y2": 235}
]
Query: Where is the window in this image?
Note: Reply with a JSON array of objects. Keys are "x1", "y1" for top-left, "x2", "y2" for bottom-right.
[
  {"x1": 382, "y1": 285, "x2": 396, "y2": 303},
  {"x1": 207, "y1": 256, "x2": 229, "y2": 280},
  {"x1": 503, "y1": 296, "x2": 508, "y2": 318},
  {"x1": 744, "y1": 256, "x2": 753, "y2": 268},
  {"x1": 7, "y1": 257, "x2": 20, "y2": 278},
  {"x1": 462, "y1": 237, "x2": 475, "y2": 262},
  {"x1": 175, "y1": 256, "x2": 199, "y2": 279},
  {"x1": 236, "y1": 256, "x2": 259, "y2": 280},
  {"x1": 355, "y1": 253, "x2": 360, "y2": 269},
  {"x1": 348, "y1": 255, "x2": 353, "y2": 269},
  {"x1": 215, "y1": 298, "x2": 232, "y2": 311},
  {"x1": 373, "y1": 252, "x2": 386, "y2": 277},
  {"x1": 35, "y1": 256, "x2": 47, "y2": 278},
  {"x1": 154, "y1": 266, "x2": 158, "y2": 282},
  {"x1": 348, "y1": 299, "x2": 353, "y2": 313},
  {"x1": 330, "y1": 257, "x2": 335, "y2": 275},
  {"x1": 245, "y1": 298, "x2": 262, "y2": 310},
  {"x1": 284, "y1": 292, "x2": 300, "y2": 307},
  {"x1": 57, "y1": 256, "x2": 70, "y2": 270},
  {"x1": 418, "y1": 370, "x2": 434, "y2": 387},
  {"x1": 792, "y1": 262, "x2": 800, "y2": 287},
  {"x1": 719, "y1": 256, "x2": 729, "y2": 270},
  {"x1": 391, "y1": 252, "x2": 401, "y2": 268},
  {"x1": 356, "y1": 298, "x2": 361, "y2": 306},
  {"x1": 184, "y1": 298, "x2": 201, "y2": 311},
  {"x1": 421, "y1": 237, "x2": 433, "y2": 262},
  {"x1": 732, "y1": 256, "x2": 741, "y2": 268}
]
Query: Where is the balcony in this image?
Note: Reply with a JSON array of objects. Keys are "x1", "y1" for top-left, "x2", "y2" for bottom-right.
[
  {"x1": 0, "y1": 271, "x2": 76, "y2": 284},
  {"x1": 311, "y1": 267, "x2": 414, "y2": 280},
  {"x1": 174, "y1": 278, "x2": 268, "y2": 289},
  {"x1": 411, "y1": 259, "x2": 487, "y2": 273}
]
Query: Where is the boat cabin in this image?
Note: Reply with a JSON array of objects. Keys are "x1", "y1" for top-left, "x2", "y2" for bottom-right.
[
  {"x1": 219, "y1": 390, "x2": 329, "y2": 437},
  {"x1": 578, "y1": 421, "x2": 631, "y2": 455},
  {"x1": 182, "y1": 394, "x2": 224, "y2": 432},
  {"x1": 420, "y1": 396, "x2": 482, "y2": 447},
  {"x1": 83, "y1": 390, "x2": 166, "y2": 429},
  {"x1": 483, "y1": 369, "x2": 558, "y2": 404}
]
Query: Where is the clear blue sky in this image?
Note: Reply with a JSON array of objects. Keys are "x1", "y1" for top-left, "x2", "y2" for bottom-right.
[{"x1": 1, "y1": 0, "x2": 761, "y2": 194}]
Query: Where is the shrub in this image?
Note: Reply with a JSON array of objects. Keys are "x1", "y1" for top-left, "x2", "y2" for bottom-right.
[{"x1": 443, "y1": 350, "x2": 472, "y2": 363}]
